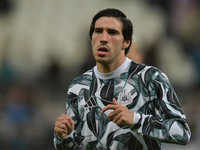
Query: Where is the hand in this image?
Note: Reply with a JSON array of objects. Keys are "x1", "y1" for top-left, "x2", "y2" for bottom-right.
[
  {"x1": 54, "y1": 114, "x2": 74, "y2": 139},
  {"x1": 101, "y1": 98, "x2": 134, "y2": 126}
]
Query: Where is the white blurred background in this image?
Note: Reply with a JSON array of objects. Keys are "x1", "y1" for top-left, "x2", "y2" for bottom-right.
[{"x1": 0, "y1": 0, "x2": 200, "y2": 149}]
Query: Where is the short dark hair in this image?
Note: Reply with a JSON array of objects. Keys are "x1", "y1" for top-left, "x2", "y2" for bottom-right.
[{"x1": 89, "y1": 8, "x2": 133, "y2": 55}]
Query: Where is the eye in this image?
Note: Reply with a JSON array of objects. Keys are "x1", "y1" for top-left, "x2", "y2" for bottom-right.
[
  {"x1": 108, "y1": 29, "x2": 119, "y2": 35},
  {"x1": 94, "y1": 28, "x2": 102, "y2": 34},
  {"x1": 108, "y1": 31, "x2": 117, "y2": 35}
]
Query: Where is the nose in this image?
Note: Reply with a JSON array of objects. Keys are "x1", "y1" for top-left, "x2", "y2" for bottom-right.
[{"x1": 100, "y1": 31, "x2": 108, "y2": 44}]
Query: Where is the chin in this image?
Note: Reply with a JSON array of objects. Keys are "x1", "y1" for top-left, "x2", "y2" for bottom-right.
[{"x1": 96, "y1": 59, "x2": 108, "y2": 65}]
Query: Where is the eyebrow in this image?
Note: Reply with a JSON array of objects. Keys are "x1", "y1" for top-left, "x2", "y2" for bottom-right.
[
  {"x1": 108, "y1": 28, "x2": 120, "y2": 34},
  {"x1": 94, "y1": 27, "x2": 103, "y2": 31},
  {"x1": 94, "y1": 27, "x2": 120, "y2": 34}
]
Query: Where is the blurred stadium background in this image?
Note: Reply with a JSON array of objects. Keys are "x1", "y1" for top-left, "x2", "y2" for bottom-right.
[{"x1": 0, "y1": 0, "x2": 200, "y2": 149}]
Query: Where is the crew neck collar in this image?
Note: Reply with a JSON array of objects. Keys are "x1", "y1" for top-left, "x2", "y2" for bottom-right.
[{"x1": 94, "y1": 57, "x2": 132, "y2": 80}]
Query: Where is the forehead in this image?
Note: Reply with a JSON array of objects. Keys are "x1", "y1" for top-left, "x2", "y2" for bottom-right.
[{"x1": 95, "y1": 17, "x2": 123, "y2": 31}]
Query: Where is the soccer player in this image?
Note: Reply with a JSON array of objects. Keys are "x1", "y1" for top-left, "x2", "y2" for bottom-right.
[{"x1": 54, "y1": 8, "x2": 191, "y2": 150}]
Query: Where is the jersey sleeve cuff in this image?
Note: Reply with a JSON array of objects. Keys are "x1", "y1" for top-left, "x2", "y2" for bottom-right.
[
  {"x1": 55, "y1": 130, "x2": 75, "y2": 141},
  {"x1": 132, "y1": 112, "x2": 141, "y2": 125}
]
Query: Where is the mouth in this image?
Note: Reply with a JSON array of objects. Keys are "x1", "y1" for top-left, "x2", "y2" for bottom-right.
[
  {"x1": 97, "y1": 46, "x2": 109, "y2": 56},
  {"x1": 97, "y1": 46, "x2": 109, "y2": 52}
]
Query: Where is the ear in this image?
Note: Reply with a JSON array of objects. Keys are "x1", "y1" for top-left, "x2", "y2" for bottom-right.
[{"x1": 122, "y1": 40, "x2": 130, "y2": 49}]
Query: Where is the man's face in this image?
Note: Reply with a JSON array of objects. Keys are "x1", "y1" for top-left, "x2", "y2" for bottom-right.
[{"x1": 91, "y1": 17, "x2": 129, "y2": 67}]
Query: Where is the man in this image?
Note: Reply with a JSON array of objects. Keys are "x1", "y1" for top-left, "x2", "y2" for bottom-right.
[{"x1": 54, "y1": 8, "x2": 191, "y2": 150}]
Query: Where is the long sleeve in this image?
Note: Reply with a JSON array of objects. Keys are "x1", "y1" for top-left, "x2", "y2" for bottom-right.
[
  {"x1": 131, "y1": 70, "x2": 191, "y2": 145},
  {"x1": 53, "y1": 91, "x2": 85, "y2": 150}
]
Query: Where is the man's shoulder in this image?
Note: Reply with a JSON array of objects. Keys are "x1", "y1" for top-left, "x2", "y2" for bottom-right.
[
  {"x1": 70, "y1": 69, "x2": 94, "y2": 87},
  {"x1": 129, "y1": 61, "x2": 162, "y2": 77}
]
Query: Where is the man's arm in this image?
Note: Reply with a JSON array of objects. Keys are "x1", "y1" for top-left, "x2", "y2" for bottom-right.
[
  {"x1": 53, "y1": 92, "x2": 83, "y2": 150},
  {"x1": 102, "y1": 71, "x2": 191, "y2": 145},
  {"x1": 131, "y1": 71, "x2": 191, "y2": 145}
]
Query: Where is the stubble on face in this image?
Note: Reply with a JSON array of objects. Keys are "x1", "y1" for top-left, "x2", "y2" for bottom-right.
[{"x1": 91, "y1": 17, "x2": 126, "y2": 71}]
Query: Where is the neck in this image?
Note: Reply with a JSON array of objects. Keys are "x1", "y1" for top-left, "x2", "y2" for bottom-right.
[{"x1": 96, "y1": 56, "x2": 126, "y2": 73}]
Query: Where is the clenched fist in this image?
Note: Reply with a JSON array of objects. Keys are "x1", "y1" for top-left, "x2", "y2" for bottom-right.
[{"x1": 54, "y1": 114, "x2": 74, "y2": 139}]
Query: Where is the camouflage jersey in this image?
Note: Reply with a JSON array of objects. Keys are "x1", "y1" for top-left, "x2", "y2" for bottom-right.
[{"x1": 54, "y1": 57, "x2": 191, "y2": 150}]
